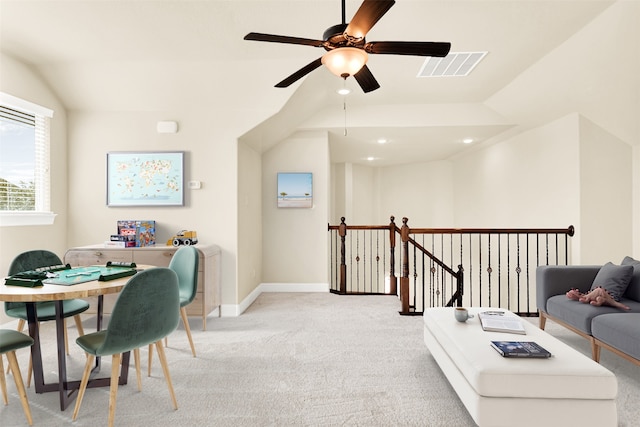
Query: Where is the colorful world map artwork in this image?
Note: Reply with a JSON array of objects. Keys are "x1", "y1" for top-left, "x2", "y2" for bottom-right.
[{"x1": 107, "y1": 151, "x2": 184, "y2": 206}]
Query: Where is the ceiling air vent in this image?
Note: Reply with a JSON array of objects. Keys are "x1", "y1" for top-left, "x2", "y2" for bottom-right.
[{"x1": 417, "y1": 52, "x2": 487, "y2": 77}]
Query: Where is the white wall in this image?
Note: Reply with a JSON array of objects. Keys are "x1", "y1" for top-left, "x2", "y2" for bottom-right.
[
  {"x1": 65, "y1": 109, "x2": 240, "y2": 306},
  {"x1": 579, "y1": 116, "x2": 632, "y2": 263},
  {"x1": 327, "y1": 112, "x2": 635, "y2": 268},
  {"x1": 237, "y1": 140, "x2": 263, "y2": 304},
  {"x1": 330, "y1": 162, "x2": 346, "y2": 225},
  {"x1": 351, "y1": 163, "x2": 376, "y2": 225},
  {"x1": 331, "y1": 162, "x2": 377, "y2": 226},
  {"x1": 0, "y1": 54, "x2": 69, "y2": 324},
  {"x1": 261, "y1": 131, "x2": 330, "y2": 284},
  {"x1": 449, "y1": 113, "x2": 635, "y2": 265},
  {"x1": 634, "y1": 146, "x2": 640, "y2": 257},
  {"x1": 330, "y1": 159, "x2": 455, "y2": 228},
  {"x1": 453, "y1": 115, "x2": 581, "y2": 231},
  {"x1": 376, "y1": 161, "x2": 455, "y2": 227}
]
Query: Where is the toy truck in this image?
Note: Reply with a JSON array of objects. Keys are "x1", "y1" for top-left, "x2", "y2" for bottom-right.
[{"x1": 167, "y1": 230, "x2": 198, "y2": 247}]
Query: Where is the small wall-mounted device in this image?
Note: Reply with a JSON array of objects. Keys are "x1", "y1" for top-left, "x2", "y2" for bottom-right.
[
  {"x1": 188, "y1": 180, "x2": 201, "y2": 190},
  {"x1": 157, "y1": 121, "x2": 179, "y2": 134}
]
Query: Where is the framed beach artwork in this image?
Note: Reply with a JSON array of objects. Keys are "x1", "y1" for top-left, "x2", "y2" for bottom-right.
[
  {"x1": 107, "y1": 151, "x2": 185, "y2": 207},
  {"x1": 277, "y1": 172, "x2": 313, "y2": 208}
]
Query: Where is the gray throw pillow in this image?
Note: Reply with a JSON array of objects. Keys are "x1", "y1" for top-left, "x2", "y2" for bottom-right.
[
  {"x1": 590, "y1": 262, "x2": 634, "y2": 301},
  {"x1": 621, "y1": 256, "x2": 640, "y2": 301}
]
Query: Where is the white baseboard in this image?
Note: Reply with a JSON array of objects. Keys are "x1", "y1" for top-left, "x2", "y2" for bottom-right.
[
  {"x1": 259, "y1": 283, "x2": 329, "y2": 293},
  {"x1": 220, "y1": 283, "x2": 329, "y2": 317}
]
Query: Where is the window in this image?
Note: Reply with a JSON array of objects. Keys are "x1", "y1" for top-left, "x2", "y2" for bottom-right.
[{"x1": 0, "y1": 92, "x2": 55, "y2": 226}]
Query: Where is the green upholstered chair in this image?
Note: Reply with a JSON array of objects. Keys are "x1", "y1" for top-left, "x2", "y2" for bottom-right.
[
  {"x1": 72, "y1": 267, "x2": 180, "y2": 427},
  {"x1": 5, "y1": 250, "x2": 90, "y2": 384},
  {"x1": 148, "y1": 246, "x2": 199, "y2": 376},
  {"x1": 0, "y1": 329, "x2": 35, "y2": 425}
]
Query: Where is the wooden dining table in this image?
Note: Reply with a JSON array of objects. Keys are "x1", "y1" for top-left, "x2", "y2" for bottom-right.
[{"x1": 0, "y1": 266, "x2": 150, "y2": 411}]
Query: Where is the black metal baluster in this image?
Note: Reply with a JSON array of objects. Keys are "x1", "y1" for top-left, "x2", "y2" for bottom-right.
[
  {"x1": 349, "y1": 231, "x2": 353, "y2": 293},
  {"x1": 487, "y1": 234, "x2": 492, "y2": 307},
  {"x1": 526, "y1": 233, "x2": 530, "y2": 314},
  {"x1": 478, "y1": 234, "x2": 483, "y2": 307},
  {"x1": 516, "y1": 234, "x2": 521, "y2": 314},
  {"x1": 507, "y1": 237, "x2": 511, "y2": 311},
  {"x1": 498, "y1": 234, "x2": 502, "y2": 310},
  {"x1": 468, "y1": 234, "x2": 473, "y2": 307}
]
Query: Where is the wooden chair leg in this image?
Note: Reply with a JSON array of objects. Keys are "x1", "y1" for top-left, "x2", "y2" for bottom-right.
[
  {"x1": 6, "y1": 351, "x2": 33, "y2": 425},
  {"x1": 155, "y1": 340, "x2": 178, "y2": 410},
  {"x1": 181, "y1": 307, "x2": 196, "y2": 357},
  {"x1": 147, "y1": 344, "x2": 154, "y2": 377},
  {"x1": 107, "y1": 353, "x2": 122, "y2": 427},
  {"x1": 63, "y1": 319, "x2": 69, "y2": 355},
  {"x1": 6, "y1": 320, "x2": 27, "y2": 375},
  {"x1": 72, "y1": 354, "x2": 95, "y2": 421},
  {"x1": 74, "y1": 314, "x2": 85, "y2": 336},
  {"x1": 26, "y1": 354, "x2": 32, "y2": 388},
  {"x1": 133, "y1": 348, "x2": 142, "y2": 391},
  {"x1": 0, "y1": 355, "x2": 7, "y2": 405}
]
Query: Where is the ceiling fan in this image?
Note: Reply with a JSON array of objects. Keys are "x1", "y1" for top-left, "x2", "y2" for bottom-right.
[{"x1": 244, "y1": 0, "x2": 451, "y2": 93}]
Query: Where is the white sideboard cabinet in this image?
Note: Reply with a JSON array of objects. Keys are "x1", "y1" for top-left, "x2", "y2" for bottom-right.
[{"x1": 64, "y1": 244, "x2": 221, "y2": 330}]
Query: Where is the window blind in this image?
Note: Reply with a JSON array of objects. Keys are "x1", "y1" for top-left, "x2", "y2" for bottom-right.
[
  {"x1": 0, "y1": 93, "x2": 53, "y2": 212},
  {"x1": 0, "y1": 105, "x2": 35, "y2": 126}
]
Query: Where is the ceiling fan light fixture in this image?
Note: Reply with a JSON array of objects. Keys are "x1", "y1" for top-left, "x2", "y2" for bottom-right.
[{"x1": 322, "y1": 47, "x2": 368, "y2": 78}]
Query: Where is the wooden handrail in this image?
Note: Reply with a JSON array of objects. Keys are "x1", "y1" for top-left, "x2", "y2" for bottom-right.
[
  {"x1": 328, "y1": 216, "x2": 574, "y2": 315},
  {"x1": 407, "y1": 225, "x2": 575, "y2": 236}
]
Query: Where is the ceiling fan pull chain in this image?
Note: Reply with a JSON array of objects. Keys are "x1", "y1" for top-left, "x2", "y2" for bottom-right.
[{"x1": 343, "y1": 98, "x2": 348, "y2": 136}]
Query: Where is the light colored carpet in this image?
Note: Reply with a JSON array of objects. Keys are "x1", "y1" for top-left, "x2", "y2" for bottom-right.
[{"x1": 0, "y1": 292, "x2": 638, "y2": 426}]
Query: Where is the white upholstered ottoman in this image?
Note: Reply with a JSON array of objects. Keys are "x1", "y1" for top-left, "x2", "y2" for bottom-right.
[{"x1": 423, "y1": 307, "x2": 617, "y2": 427}]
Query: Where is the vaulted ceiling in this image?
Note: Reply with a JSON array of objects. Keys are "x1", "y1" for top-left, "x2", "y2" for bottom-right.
[{"x1": 2, "y1": 0, "x2": 636, "y2": 166}]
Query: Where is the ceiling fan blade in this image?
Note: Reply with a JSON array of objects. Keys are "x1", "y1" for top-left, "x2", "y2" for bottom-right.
[
  {"x1": 353, "y1": 65, "x2": 380, "y2": 93},
  {"x1": 345, "y1": 0, "x2": 395, "y2": 40},
  {"x1": 244, "y1": 32, "x2": 324, "y2": 48},
  {"x1": 275, "y1": 58, "x2": 324, "y2": 88},
  {"x1": 365, "y1": 41, "x2": 451, "y2": 57}
]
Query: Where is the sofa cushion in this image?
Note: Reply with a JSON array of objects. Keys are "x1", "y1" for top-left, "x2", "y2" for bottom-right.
[
  {"x1": 621, "y1": 256, "x2": 640, "y2": 302},
  {"x1": 546, "y1": 295, "x2": 640, "y2": 334},
  {"x1": 591, "y1": 313, "x2": 640, "y2": 361},
  {"x1": 590, "y1": 262, "x2": 634, "y2": 301},
  {"x1": 547, "y1": 295, "x2": 612, "y2": 334}
]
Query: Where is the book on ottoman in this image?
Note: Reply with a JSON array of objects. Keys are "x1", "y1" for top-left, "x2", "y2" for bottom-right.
[
  {"x1": 491, "y1": 341, "x2": 552, "y2": 358},
  {"x1": 478, "y1": 311, "x2": 526, "y2": 334}
]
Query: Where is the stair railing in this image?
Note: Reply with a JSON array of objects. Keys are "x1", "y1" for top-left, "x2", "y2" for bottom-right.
[{"x1": 328, "y1": 216, "x2": 574, "y2": 316}]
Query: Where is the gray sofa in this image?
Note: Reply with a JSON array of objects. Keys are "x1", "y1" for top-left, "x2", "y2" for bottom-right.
[{"x1": 536, "y1": 256, "x2": 640, "y2": 366}]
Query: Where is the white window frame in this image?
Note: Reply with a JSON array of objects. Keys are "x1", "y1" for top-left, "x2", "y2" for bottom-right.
[{"x1": 0, "y1": 92, "x2": 56, "y2": 227}]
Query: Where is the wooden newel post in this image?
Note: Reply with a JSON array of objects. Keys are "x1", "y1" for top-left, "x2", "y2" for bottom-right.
[
  {"x1": 388, "y1": 216, "x2": 397, "y2": 295},
  {"x1": 338, "y1": 217, "x2": 347, "y2": 294},
  {"x1": 400, "y1": 217, "x2": 410, "y2": 314}
]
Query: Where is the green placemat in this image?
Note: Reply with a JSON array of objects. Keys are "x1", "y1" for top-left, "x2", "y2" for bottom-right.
[
  {"x1": 98, "y1": 268, "x2": 137, "y2": 281},
  {"x1": 4, "y1": 277, "x2": 43, "y2": 287}
]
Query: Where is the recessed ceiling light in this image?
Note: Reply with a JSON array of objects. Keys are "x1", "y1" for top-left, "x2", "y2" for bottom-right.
[
  {"x1": 463, "y1": 138, "x2": 473, "y2": 144},
  {"x1": 367, "y1": 156, "x2": 375, "y2": 161},
  {"x1": 337, "y1": 87, "x2": 351, "y2": 95},
  {"x1": 377, "y1": 138, "x2": 387, "y2": 144}
]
